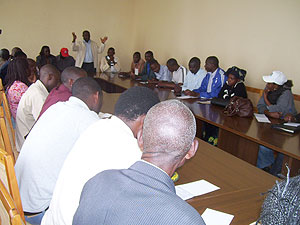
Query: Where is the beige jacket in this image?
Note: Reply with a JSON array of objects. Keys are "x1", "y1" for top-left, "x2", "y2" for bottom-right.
[
  {"x1": 100, "y1": 56, "x2": 121, "y2": 73},
  {"x1": 72, "y1": 40, "x2": 105, "y2": 72}
]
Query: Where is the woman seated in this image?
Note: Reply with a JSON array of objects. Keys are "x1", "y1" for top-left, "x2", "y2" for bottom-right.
[
  {"x1": 218, "y1": 66, "x2": 247, "y2": 99},
  {"x1": 27, "y1": 58, "x2": 38, "y2": 84},
  {"x1": 5, "y1": 58, "x2": 31, "y2": 121},
  {"x1": 36, "y1": 45, "x2": 57, "y2": 69},
  {"x1": 256, "y1": 71, "x2": 297, "y2": 176}
]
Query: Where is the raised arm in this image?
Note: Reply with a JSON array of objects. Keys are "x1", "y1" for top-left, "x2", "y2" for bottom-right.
[
  {"x1": 97, "y1": 36, "x2": 108, "y2": 54},
  {"x1": 71, "y1": 32, "x2": 79, "y2": 51}
]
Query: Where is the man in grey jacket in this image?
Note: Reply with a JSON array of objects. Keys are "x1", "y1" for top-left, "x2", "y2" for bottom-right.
[{"x1": 73, "y1": 100, "x2": 206, "y2": 225}]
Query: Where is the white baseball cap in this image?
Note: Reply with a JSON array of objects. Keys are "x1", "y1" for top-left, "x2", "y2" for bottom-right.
[{"x1": 262, "y1": 71, "x2": 287, "y2": 85}]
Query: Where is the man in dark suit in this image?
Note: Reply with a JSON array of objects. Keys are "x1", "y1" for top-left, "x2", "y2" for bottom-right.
[{"x1": 73, "y1": 99, "x2": 206, "y2": 225}]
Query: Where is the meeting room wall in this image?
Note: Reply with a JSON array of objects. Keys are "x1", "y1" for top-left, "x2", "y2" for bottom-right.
[
  {"x1": 131, "y1": 0, "x2": 300, "y2": 95},
  {"x1": 0, "y1": 0, "x2": 135, "y2": 73}
]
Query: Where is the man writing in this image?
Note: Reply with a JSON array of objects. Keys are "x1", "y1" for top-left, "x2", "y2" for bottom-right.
[{"x1": 72, "y1": 30, "x2": 108, "y2": 75}]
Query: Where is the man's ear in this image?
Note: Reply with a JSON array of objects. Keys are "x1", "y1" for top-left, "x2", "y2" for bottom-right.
[
  {"x1": 137, "y1": 129, "x2": 143, "y2": 151},
  {"x1": 184, "y1": 139, "x2": 198, "y2": 160}
]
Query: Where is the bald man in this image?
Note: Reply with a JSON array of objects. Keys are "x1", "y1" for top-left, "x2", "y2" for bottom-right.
[
  {"x1": 15, "y1": 64, "x2": 60, "y2": 151},
  {"x1": 39, "y1": 66, "x2": 87, "y2": 117},
  {"x1": 73, "y1": 100, "x2": 205, "y2": 225}
]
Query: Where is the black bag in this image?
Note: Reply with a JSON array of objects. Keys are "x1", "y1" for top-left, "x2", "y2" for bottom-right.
[{"x1": 211, "y1": 98, "x2": 229, "y2": 107}]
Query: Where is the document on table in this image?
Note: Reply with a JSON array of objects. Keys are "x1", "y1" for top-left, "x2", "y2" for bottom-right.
[
  {"x1": 175, "y1": 180, "x2": 220, "y2": 200},
  {"x1": 254, "y1": 113, "x2": 271, "y2": 123},
  {"x1": 201, "y1": 208, "x2": 234, "y2": 225},
  {"x1": 176, "y1": 95, "x2": 198, "y2": 99},
  {"x1": 283, "y1": 122, "x2": 300, "y2": 127}
]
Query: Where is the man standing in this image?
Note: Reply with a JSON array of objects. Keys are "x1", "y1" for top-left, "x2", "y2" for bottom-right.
[
  {"x1": 15, "y1": 77, "x2": 102, "y2": 225},
  {"x1": 15, "y1": 64, "x2": 60, "y2": 151},
  {"x1": 72, "y1": 30, "x2": 108, "y2": 74},
  {"x1": 72, "y1": 100, "x2": 206, "y2": 225}
]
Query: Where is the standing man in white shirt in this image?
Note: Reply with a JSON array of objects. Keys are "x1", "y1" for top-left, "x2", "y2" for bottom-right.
[
  {"x1": 41, "y1": 86, "x2": 160, "y2": 225},
  {"x1": 15, "y1": 64, "x2": 60, "y2": 152},
  {"x1": 182, "y1": 57, "x2": 206, "y2": 93},
  {"x1": 72, "y1": 30, "x2": 108, "y2": 75},
  {"x1": 15, "y1": 77, "x2": 103, "y2": 225}
]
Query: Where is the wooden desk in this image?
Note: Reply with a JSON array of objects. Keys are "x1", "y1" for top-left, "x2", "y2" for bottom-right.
[
  {"x1": 176, "y1": 139, "x2": 277, "y2": 225},
  {"x1": 96, "y1": 74, "x2": 300, "y2": 175}
]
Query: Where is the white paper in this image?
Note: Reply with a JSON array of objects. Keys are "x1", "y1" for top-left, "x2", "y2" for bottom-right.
[
  {"x1": 283, "y1": 122, "x2": 300, "y2": 127},
  {"x1": 134, "y1": 68, "x2": 139, "y2": 75},
  {"x1": 254, "y1": 113, "x2": 271, "y2": 123},
  {"x1": 201, "y1": 208, "x2": 234, "y2": 225},
  {"x1": 249, "y1": 221, "x2": 261, "y2": 225},
  {"x1": 175, "y1": 180, "x2": 219, "y2": 200},
  {"x1": 176, "y1": 95, "x2": 198, "y2": 99}
]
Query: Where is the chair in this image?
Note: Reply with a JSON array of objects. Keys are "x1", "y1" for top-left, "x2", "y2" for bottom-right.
[
  {"x1": 0, "y1": 107, "x2": 15, "y2": 163},
  {"x1": 0, "y1": 148, "x2": 25, "y2": 223},
  {"x1": 0, "y1": 179, "x2": 23, "y2": 225}
]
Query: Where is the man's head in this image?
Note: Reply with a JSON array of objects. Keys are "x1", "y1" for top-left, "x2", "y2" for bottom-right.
[
  {"x1": 133, "y1": 52, "x2": 141, "y2": 64},
  {"x1": 188, "y1": 57, "x2": 201, "y2": 74},
  {"x1": 11, "y1": 47, "x2": 22, "y2": 58},
  {"x1": 14, "y1": 51, "x2": 27, "y2": 59},
  {"x1": 71, "y1": 77, "x2": 103, "y2": 114},
  {"x1": 204, "y1": 56, "x2": 219, "y2": 73},
  {"x1": 40, "y1": 46, "x2": 50, "y2": 57},
  {"x1": 166, "y1": 58, "x2": 179, "y2": 72},
  {"x1": 61, "y1": 67, "x2": 87, "y2": 90},
  {"x1": 140, "y1": 100, "x2": 198, "y2": 176},
  {"x1": 107, "y1": 47, "x2": 115, "y2": 57},
  {"x1": 82, "y1": 30, "x2": 90, "y2": 42},
  {"x1": 114, "y1": 86, "x2": 160, "y2": 138},
  {"x1": 39, "y1": 64, "x2": 61, "y2": 92},
  {"x1": 149, "y1": 59, "x2": 160, "y2": 73},
  {"x1": 145, "y1": 51, "x2": 154, "y2": 63},
  {"x1": 0, "y1": 49, "x2": 10, "y2": 61}
]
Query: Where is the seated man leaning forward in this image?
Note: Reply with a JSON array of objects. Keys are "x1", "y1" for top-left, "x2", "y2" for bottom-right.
[
  {"x1": 149, "y1": 59, "x2": 172, "y2": 83},
  {"x1": 39, "y1": 66, "x2": 87, "y2": 118},
  {"x1": 181, "y1": 57, "x2": 206, "y2": 94},
  {"x1": 15, "y1": 77, "x2": 102, "y2": 225},
  {"x1": 119, "y1": 51, "x2": 145, "y2": 79},
  {"x1": 185, "y1": 56, "x2": 226, "y2": 98},
  {"x1": 41, "y1": 86, "x2": 160, "y2": 225},
  {"x1": 157, "y1": 58, "x2": 187, "y2": 89},
  {"x1": 73, "y1": 99, "x2": 206, "y2": 225},
  {"x1": 15, "y1": 64, "x2": 60, "y2": 151}
]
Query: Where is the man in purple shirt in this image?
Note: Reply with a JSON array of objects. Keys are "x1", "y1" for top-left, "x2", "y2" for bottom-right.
[{"x1": 39, "y1": 66, "x2": 87, "y2": 118}]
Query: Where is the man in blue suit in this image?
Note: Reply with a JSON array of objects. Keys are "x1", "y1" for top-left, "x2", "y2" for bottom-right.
[{"x1": 73, "y1": 99, "x2": 206, "y2": 225}]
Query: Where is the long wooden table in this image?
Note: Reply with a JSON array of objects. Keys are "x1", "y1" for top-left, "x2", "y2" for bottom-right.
[
  {"x1": 96, "y1": 73, "x2": 300, "y2": 176},
  {"x1": 101, "y1": 90, "x2": 277, "y2": 224}
]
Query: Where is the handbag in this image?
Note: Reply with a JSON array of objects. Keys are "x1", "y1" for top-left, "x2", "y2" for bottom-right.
[
  {"x1": 223, "y1": 96, "x2": 253, "y2": 117},
  {"x1": 211, "y1": 97, "x2": 230, "y2": 107}
]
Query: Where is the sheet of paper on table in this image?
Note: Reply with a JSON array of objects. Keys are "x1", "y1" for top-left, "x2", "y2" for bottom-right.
[
  {"x1": 176, "y1": 95, "x2": 199, "y2": 99},
  {"x1": 254, "y1": 113, "x2": 271, "y2": 123},
  {"x1": 284, "y1": 122, "x2": 300, "y2": 127},
  {"x1": 201, "y1": 208, "x2": 234, "y2": 225},
  {"x1": 175, "y1": 180, "x2": 220, "y2": 200}
]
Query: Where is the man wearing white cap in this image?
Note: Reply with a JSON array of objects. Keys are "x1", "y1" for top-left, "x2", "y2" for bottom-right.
[{"x1": 256, "y1": 71, "x2": 297, "y2": 176}]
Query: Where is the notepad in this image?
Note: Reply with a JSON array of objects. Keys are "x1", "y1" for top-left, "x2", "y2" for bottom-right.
[
  {"x1": 201, "y1": 208, "x2": 234, "y2": 225},
  {"x1": 283, "y1": 122, "x2": 300, "y2": 127},
  {"x1": 254, "y1": 113, "x2": 271, "y2": 123},
  {"x1": 175, "y1": 180, "x2": 220, "y2": 200}
]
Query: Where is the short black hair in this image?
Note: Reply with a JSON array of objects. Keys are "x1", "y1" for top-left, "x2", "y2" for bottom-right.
[
  {"x1": 189, "y1": 57, "x2": 201, "y2": 66},
  {"x1": 166, "y1": 58, "x2": 178, "y2": 66},
  {"x1": 149, "y1": 59, "x2": 159, "y2": 66},
  {"x1": 133, "y1": 52, "x2": 141, "y2": 58},
  {"x1": 206, "y1": 56, "x2": 219, "y2": 67},
  {"x1": 0, "y1": 49, "x2": 10, "y2": 60},
  {"x1": 72, "y1": 77, "x2": 102, "y2": 101},
  {"x1": 14, "y1": 51, "x2": 27, "y2": 58},
  {"x1": 145, "y1": 51, "x2": 153, "y2": 57},
  {"x1": 114, "y1": 86, "x2": 160, "y2": 121},
  {"x1": 61, "y1": 66, "x2": 87, "y2": 84},
  {"x1": 83, "y1": 30, "x2": 90, "y2": 35},
  {"x1": 108, "y1": 47, "x2": 115, "y2": 52}
]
